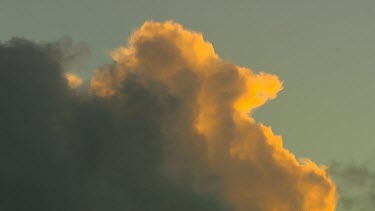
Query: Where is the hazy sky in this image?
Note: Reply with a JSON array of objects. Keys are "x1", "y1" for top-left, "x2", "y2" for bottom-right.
[{"x1": 1, "y1": 1, "x2": 374, "y2": 210}]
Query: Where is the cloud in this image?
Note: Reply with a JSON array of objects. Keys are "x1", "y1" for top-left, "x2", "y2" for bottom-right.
[
  {"x1": 0, "y1": 36, "x2": 228, "y2": 211},
  {"x1": 0, "y1": 21, "x2": 337, "y2": 211},
  {"x1": 65, "y1": 72, "x2": 83, "y2": 88},
  {"x1": 330, "y1": 162, "x2": 375, "y2": 210}
]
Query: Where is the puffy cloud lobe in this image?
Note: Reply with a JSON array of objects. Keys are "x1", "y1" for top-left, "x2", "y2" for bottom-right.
[
  {"x1": 66, "y1": 72, "x2": 83, "y2": 88},
  {"x1": 91, "y1": 21, "x2": 337, "y2": 211},
  {"x1": 0, "y1": 21, "x2": 337, "y2": 211}
]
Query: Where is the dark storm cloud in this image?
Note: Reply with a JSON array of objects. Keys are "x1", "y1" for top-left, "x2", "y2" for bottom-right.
[
  {"x1": 330, "y1": 162, "x2": 375, "y2": 210},
  {"x1": 0, "y1": 38, "x2": 229, "y2": 211}
]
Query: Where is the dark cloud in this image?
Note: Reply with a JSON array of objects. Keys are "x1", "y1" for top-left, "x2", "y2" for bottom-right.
[
  {"x1": 0, "y1": 38, "x2": 229, "y2": 210},
  {"x1": 330, "y1": 161, "x2": 375, "y2": 210}
]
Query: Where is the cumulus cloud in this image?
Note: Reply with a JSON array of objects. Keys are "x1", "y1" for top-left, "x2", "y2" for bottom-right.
[{"x1": 0, "y1": 21, "x2": 337, "y2": 211}]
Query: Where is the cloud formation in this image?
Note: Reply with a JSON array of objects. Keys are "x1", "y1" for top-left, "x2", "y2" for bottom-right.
[
  {"x1": 0, "y1": 21, "x2": 337, "y2": 211},
  {"x1": 330, "y1": 162, "x2": 375, "y2": 210}
]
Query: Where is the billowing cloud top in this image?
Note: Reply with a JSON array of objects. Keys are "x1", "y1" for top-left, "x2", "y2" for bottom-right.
[{"x1": 0, "y1": 21, "x2": 337, "y2": 211}]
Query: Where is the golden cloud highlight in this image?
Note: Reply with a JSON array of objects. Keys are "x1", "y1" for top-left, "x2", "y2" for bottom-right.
[
  {"x1": 91, "y1": 21, "x2": 337, "y2": 211},
  {"x1": 65, "y1": 72, "x2": 83, "y2": 88}
]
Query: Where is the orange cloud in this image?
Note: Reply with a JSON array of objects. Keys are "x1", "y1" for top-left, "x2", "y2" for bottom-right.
[
  {"x1": 65, "y1": 72, "x2": 83, "y2": 88},
  {"x1": 91, "y1": 21, "x2": 337, "y2": 211}
]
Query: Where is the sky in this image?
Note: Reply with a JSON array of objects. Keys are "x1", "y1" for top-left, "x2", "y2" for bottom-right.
[{"x1": 1, "y1": 0, "x2": 375, "y2": 210}]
